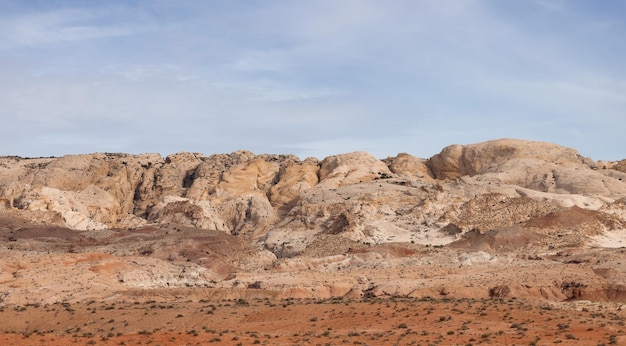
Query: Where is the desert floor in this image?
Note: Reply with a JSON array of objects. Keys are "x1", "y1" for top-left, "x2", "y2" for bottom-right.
[{"x1": 1, "y1": 293, "x2": 625, "y2": 346}]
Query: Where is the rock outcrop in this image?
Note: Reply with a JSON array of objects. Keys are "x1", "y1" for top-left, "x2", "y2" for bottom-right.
[
  {"x1": 429, "y1": 139, "x2": 626, "y2": 197},
  {"x1": 3, "y1": 138, "x2": 626, "y2": 307},
  {"x1": 1, "y1": 138, "x2": 626, "y2": 257}
]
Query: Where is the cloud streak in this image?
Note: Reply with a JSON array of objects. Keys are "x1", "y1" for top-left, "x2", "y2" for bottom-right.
[{"x1": 0, "y1": 7, "x2": 153, "y2": 48}]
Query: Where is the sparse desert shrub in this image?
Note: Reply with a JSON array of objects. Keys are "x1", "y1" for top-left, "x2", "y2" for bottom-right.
[
  {"x1": 247, "y1": 281, "x2": 262, "y2": 289},
  {"x1": 489, "y1": 285, "x2": 511, "y2": 298}
]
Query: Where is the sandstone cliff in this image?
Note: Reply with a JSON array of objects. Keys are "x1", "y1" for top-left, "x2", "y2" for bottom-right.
[
  {"x1": 1, "y1": 138, "x2": 626, "y2": 258},
  {"x1": 3, "y1": 138, "x2": 626, "y2": 306}
]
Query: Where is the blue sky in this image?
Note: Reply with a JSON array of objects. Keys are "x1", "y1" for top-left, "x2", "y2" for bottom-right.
[{"x1": 1, "y1": 0, "x2": 625, "y2": 160}]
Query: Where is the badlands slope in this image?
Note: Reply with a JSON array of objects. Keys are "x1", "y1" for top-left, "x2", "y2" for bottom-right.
[{"x1": 2, "y1": 138, "x2": 626, "y2": 344}]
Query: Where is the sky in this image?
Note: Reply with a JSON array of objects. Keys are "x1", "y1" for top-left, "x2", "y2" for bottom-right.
[{"x1": 1, "y1": 0, "x2": 625, "y2": 161}]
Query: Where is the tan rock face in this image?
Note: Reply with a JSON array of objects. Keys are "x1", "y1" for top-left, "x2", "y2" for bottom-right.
[
  {"x1": 429, "y1": 138, "x2": 626, "y2": 197},
  {"x1": 429, "y1": 138, "x2": 587, "y2": 179},
  {"x1": 3, "y1": 139, "x2": 626, "y2": 311},
  {"x1": 0, "y1": 139, "x2": 625, "y2": 255},
  {"x1": 215, "y1": 157, "x2": 279, "y2": 198},
  {"x1": 613, "y1": 159, "x2": 626, "y2": 173},
  {"x1": 269, "y1": 159, "x2": 319, "y2": 211},
  {"x1": 318, "y1": 152, "x2": 393, "y2": 187},
  {"x1": 385, "y1": 152, "x2": 434, "y2": 181}
]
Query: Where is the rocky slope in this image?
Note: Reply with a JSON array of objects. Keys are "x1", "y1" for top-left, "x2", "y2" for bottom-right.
[{"x1": 2, "y1": 138, "x2": 626, "y2": 305}]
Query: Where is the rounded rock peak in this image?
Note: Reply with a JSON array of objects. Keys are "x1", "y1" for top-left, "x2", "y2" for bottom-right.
[{"x1": 429, "y1": 138, "x2": 588, "y2": 179}]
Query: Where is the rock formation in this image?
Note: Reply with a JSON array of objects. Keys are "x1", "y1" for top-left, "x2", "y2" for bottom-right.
[
  {"x1": 2, "y1": 138, "x2": 626, "y2": 249},
  {"x1": 2, "y1": 138, "x2": 626, "y2": 305}
]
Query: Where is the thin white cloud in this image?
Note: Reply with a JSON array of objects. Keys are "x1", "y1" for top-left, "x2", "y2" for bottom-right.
[
  {"x1": 0, "y1": 8, "x2": 153, "y2": 48},
  {"x1": 206, "y1": 80, "x2": 336, "y2": 102},
  {"x1": 99, "y1": 63, "x2": 182, "y2": 82}
]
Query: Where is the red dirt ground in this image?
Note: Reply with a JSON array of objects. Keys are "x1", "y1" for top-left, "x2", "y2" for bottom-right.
[{"x1": 1, "y1": 295, "x2": 625, "y2": 345}]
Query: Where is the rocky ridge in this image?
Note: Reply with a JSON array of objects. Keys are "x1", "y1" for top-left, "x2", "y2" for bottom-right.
[{"x1": 2, "y1": 138, "x2": 626, "y2": 305}]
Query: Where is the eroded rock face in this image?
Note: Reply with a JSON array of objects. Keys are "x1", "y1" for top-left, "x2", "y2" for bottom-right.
[
  {"x1": 3, "y1": 139, "x2": 626, "y2": 307},
  {"x1": 612, "y1": 159, "x2": 626, "y2": 173},
  {"x1": 428, "y1": 138, "x2": 626, "y2": 197},
  {"x1": 429, "y1": 139, "x2": 586, "y2": 179},
  {"x1": 385, "y1": 152, "x2": 434, "y2": 181},
  {"x1": 318, "y1": 152, "x2": 393, "y2": 187},
  {"x1": 0, "y1": 139, "x2": 626, "y2": 257}
]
